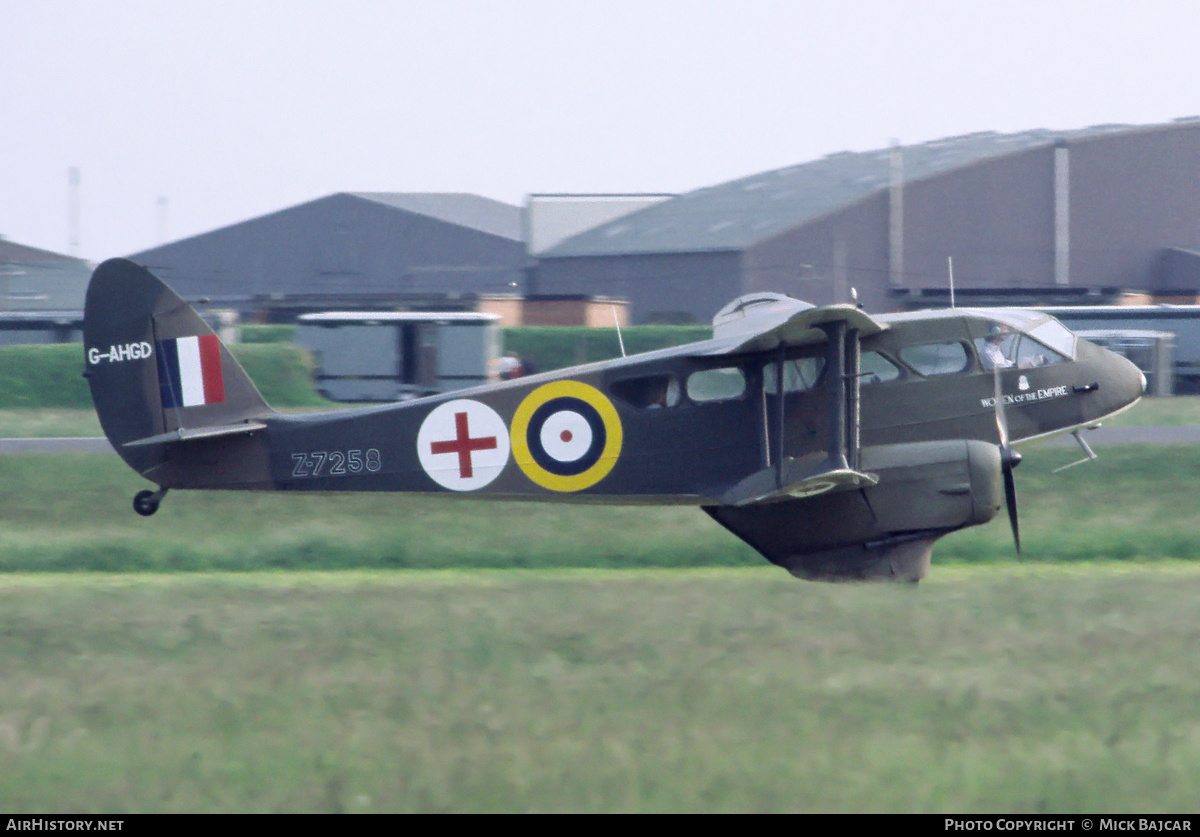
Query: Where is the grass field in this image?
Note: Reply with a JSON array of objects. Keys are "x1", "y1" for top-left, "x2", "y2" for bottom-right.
[
  {"x1": 0, "y1": 344, "x2": 330, "y2": 411},
  {"x1": 1101, "y1": 394, "x2": 1200, "y2": 426},
  {"x1": 1, "y1": 566, "x2": 1199, "y2": 813},
  {"x1": 0, "y1": 408, "x2": 103, "y2": 438},
  {"x1": 1, "y1": 399, "x2": 1198, "y2": 812},
  {"x1": 0, "y1": 406, "x2": 347, "y2": 439}
]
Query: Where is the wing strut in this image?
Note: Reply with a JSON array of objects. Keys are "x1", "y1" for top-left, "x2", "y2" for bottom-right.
[
  {"x1": 774, "y1": 345, "x2": 785, "y2": 487},
  {"x1": 821, "y1": 318, "x2": 862, "y2": 473},
  {"x1": 719, "y1": 319, "x2": 875, "y2": 506},
  {"x1": 772, "y1": 320, "x2": 859, "y2": 486}
]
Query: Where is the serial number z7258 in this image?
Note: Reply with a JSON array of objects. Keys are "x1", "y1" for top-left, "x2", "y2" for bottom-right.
[{"x1": 290, "y1": 449, "x2": 382, "y2": 478}]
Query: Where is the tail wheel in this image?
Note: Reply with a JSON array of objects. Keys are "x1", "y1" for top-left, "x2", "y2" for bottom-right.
[{"x1": 132, "y1": 488, "x2": 166, "y2": 517}]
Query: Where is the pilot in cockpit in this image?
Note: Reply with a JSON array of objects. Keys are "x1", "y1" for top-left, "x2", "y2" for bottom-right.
[{"x1": 979, "y1": 325, "x2": 1015, "y2": 370}]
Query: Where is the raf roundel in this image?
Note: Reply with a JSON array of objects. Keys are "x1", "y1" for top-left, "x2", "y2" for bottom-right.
[
  {"x1": 511, "y1": 380, "x2": 623, "y2": 492},
  {"x1": 417, "y1": 399, "x2": 511, "y2": 491}
]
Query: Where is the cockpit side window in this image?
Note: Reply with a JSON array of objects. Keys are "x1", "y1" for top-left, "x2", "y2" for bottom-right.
[
  {"x1": 860, "y1": 351, "x2": 901, "y2": 384},
  {"x1": 898, "y1": 342, "x2": 970, "y2": 376},
  {"x1": 1027, "y1": 319, "x2": 1077, "y2": 360},
  {"x1": 975, "y1": 325, "x2": 1068, "y2": 370},
  {"x1": 1013, "y1": 336, "x2": 1067, "y2": 368}
]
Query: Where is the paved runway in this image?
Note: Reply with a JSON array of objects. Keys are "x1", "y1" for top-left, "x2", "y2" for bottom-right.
[
  {"x1": 3, "y1": 426, "x2": 1200, "y2": 455},
  {"x1": 0, "y1": 437, "x2": 113, "y2": 454},
  {"x1": 1036, "y1": 426, "x2": 1200, "y2": 447}
]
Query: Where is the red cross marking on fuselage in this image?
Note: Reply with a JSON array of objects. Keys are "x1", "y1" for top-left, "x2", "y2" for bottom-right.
[{"x1": 429, "y1": 411, "x2": 498, "y2": 479}]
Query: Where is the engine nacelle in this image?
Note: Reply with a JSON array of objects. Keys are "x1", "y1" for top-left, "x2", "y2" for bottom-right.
[{"x1": 705, "y1": 439, "x2": 1004, "y2": 581}]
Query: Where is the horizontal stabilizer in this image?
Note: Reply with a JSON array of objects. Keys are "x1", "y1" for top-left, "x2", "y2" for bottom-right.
[
  {"x1": 122, "y1": 421, "x2": 267, "y2": 448},
  {"x1": 717, "y1": 458, "x2": 878, "y2": 506}
]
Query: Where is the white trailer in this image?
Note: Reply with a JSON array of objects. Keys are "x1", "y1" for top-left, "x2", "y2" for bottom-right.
[{"x1": 296, "y1": 311, "x2": 500, "y2": 402}]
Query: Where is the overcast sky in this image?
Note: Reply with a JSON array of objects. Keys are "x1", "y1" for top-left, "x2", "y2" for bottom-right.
[{"x1": 4, "y1": 0, "x2": 1199, "y2": 262}]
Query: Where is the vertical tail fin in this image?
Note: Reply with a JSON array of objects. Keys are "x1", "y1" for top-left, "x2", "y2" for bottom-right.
[{"x1": 83, "y1": 258, "x2": 272, "y2": 481}]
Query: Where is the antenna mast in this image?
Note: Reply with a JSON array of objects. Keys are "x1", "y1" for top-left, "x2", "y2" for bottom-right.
[
  {"x1": 612, "y1": 306, "x2": 626, "y2": 358},
  {"x1": 947, "y1": 256, "x2": 956, "y2": 309},
  {"x1": 68, "y1": 167, "x2": 81, "y2": 257},
  {"x1": 157, "y1": 196, "x2": 170, "y2": 245}
]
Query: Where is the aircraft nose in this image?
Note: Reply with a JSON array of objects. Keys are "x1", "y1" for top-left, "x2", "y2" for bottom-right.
[
  {"x1": 1078, "y1": 338, "x2": 1146, "y2": 412},
  {"x1": 1107, "y1": 348, "x2": 1146, "y2": 407}
]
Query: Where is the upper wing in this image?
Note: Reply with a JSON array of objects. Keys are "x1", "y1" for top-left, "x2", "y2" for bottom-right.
[{"x1": 701, "y1": 292, "x2": 887, "y2": 356}]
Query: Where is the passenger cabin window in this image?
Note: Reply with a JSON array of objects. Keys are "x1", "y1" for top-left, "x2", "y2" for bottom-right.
[
  {"x1": 860, "y1": 351, "x2": 901, "y2": 384},
  {"x1": 763, "y1": 356, "x2": 824, "y2": 393},
  {"x1": 686, "y1": 366, "x2": 746, "y2": 402},
  {"x1": 899, "y1": 342, "x2": 970, "y2": 376},
  {"x1": 610, "y1": 374, "x2": 680, "y2": 409}
]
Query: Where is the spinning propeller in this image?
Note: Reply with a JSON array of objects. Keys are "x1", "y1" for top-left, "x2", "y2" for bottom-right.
[{"x1": 993, "y1": 366, "x2": 1023, "y2": 554}]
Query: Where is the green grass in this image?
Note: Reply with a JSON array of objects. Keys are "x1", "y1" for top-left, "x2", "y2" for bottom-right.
[
  {"x1": 0, "y1": 406, "x2": 344, "y2": 438},
  {"x1": 224, "y1": 344, "x2": 331, "y2": 407},
  {"x1": 239, "y1": 324, "x2": 297, "y2": 344},
  {"x1": 1104, "y1": 394, "x2": 1200, "y2": 426},
  {"x1": 0, "y1": 408, "x2": 103, "y2": 437},
  {"x1": 0, "y1": 344, "x2": 330, "y2": 409},
  {"x1": 1, "y1": 565, "x2": 1199, "y2": 812},
  {"x1": 0, "y1": 344, "x2": 94, "y2": 408},
  {"x1": 937, "y1": 440, "x2": 1200, "y2": 564},
  {"x1": 0, "y1": 404, "x2": 1196, "y2": 810}
]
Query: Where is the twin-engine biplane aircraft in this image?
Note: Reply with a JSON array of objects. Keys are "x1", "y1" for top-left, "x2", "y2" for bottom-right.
[{"x1": 83, "y1": 258, "x2": 1145, "y2": 582}]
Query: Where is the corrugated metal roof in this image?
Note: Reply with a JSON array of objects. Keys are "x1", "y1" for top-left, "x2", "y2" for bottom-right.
[
  {"x1": 541, "y1": 123, "x2": 1148, "y2": 257},
  {"x1": 0, "y1": 238, "x2": 91, "y2": 311},
  {"x1": 350, "y1": 192, "x2": 523, "y2": 241},
  {"x1": 0, "y1": 237, "x2": 90, "y2": 266}
]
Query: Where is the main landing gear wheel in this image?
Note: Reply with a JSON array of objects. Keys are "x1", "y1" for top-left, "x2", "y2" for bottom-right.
[{"x1": 132, "y1": 488, "x2": 168, "y2": 517}]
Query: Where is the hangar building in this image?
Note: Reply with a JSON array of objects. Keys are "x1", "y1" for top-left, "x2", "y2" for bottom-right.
[
  {"x1": 533, "y1": 119, "x2": 1200, "y2": 323},
  {"x1": 0, "y1": 237, "x2": 91, "y2": 344},
  {"x1": 127, "y1": 192, "x2": 526, "y2": 320}
]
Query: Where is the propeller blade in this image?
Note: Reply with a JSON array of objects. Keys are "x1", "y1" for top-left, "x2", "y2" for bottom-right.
[
  {"x1": 993, "y1": 364, "x2": 1021, "y2": 554},
  {"x1": 1003, "y1": 457, "x2": 1020, "y2": 555},
  {"x1": 992, "y1": 365, "x2": 1008, "y2": 447}
]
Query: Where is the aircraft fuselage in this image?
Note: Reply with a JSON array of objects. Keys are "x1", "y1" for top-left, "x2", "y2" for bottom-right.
[{"x1": 190, "y1": 308, "x2": 1141, "y2": 506}]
